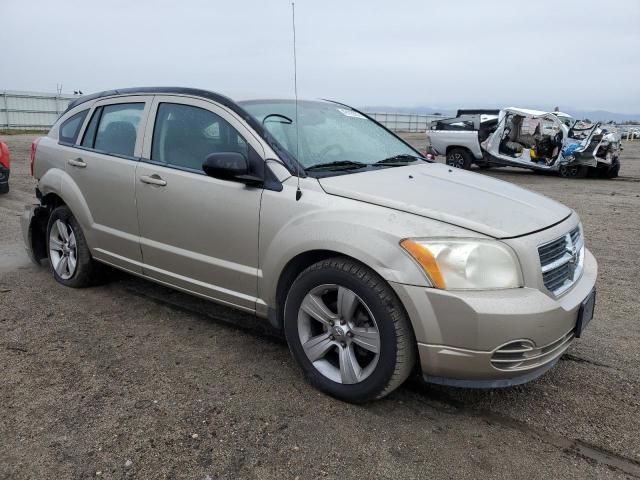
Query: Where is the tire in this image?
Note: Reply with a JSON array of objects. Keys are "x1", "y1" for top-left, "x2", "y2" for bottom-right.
[
  {"x1": 46, "y1": 206, "x2": 102, "y2": 287},
  {"x1": 284, "y1": 257, "x2": 416, "y2": 403},
  {"x1": 604, "y1": 160, "x2": 620, "y2": 179},
  {"x1": 558, "y1": 164, "x2": 588, "y2": 178},
  {"x1": 446, "y1": 148, "x2": 472, "y2": 170}
]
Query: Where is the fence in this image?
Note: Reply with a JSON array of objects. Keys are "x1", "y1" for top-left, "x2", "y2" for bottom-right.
[
  {"x1": 0, "y1": 90, "x2": 76, "y2": 130},
  {"x1": 364, "y1": 112, "x2": 443, "y2": 132},
  {"x1": 1, "y1": 90, "x2": 639, "y2": 137}
]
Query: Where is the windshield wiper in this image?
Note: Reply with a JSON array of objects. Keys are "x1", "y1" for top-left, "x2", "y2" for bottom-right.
[
  {"x1": 305, "y1": 160, "x2": 368, "y2": 172},
  {"x1": 373, "y1": 154, "x2": 426, "y2": 166}
]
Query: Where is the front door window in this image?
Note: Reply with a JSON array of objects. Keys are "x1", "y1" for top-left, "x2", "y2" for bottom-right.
[{"x1": 151, "y1": 103, "x2": 249, "y2": 172}]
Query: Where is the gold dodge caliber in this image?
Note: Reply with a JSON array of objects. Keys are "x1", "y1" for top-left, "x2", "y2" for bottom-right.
[{"x1": 22, "y1": 87, "x2": 597, "y2": 402}]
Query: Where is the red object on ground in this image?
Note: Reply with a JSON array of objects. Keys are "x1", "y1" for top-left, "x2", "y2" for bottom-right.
[{"x1": 0, "y1": 142, "x2": 10, "y2": 169}]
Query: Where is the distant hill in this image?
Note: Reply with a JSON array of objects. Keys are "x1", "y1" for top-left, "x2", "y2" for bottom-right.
[
  {"x1": 362, "y1": 105, "x2": 640, "y2": 123},
  {"x1": 562, "y1": 109, "x2": 640, "y2": 123}
]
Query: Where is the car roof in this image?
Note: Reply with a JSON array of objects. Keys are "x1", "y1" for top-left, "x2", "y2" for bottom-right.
[{"x1": 64, "y1": 86, "x2": 237, "y2": 115}]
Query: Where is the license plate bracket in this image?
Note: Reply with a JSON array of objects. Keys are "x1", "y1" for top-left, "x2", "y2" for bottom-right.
[{"x1": 575, "y1": 288, "x2": 596, "y2": 338}]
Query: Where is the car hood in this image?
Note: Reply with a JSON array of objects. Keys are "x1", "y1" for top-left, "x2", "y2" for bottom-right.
[{"x1": 317, "y1": 163, "x2": 571, "y2": 238}]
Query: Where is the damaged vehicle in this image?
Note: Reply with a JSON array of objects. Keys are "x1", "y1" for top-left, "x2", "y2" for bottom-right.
[
  {"x1": 23, "y1": 87, "x2": 597, "y2": 402},
  {"x1": 0, "y1": 141, "x2": 10, "y2": 194},
  {"x1": 428, "y1": 108, "x2": 621, "y2": 178}
]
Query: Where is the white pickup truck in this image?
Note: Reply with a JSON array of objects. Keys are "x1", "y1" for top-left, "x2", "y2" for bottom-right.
[{"x1": 426, "y1": 108, "x2": 621, "y2": 178}]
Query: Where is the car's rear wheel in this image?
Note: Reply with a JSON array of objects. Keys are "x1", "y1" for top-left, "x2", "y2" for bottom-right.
[
  {"x1": 558, "y1": 164, "x2": 588, "y2": 178},
  {"x1": 47, "y1": 206, "x2": 102, "y2": 287},
  {"x1": 284, "y1": 257, "x2": 416, "y2": 403},
  {"x1": 446, "y1": 148, "x2": 472, "y2": 169}
]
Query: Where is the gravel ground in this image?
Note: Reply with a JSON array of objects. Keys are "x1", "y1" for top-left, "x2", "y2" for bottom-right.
[{"x1": 1, "y1": 133, "x2": 639, "y2": 479}]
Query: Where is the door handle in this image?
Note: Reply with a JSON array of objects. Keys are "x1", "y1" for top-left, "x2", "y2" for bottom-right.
[
  {"x1": 68, "y1": 158, "x2": 87, "y2": 168},
  {"x1": 139, "y1": 174, "x2": 167, "y2": 186}
]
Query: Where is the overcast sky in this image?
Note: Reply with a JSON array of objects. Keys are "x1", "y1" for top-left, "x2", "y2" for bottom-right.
[{"x1": 2, "y1": 0, "x2": 639, "y2": 113}]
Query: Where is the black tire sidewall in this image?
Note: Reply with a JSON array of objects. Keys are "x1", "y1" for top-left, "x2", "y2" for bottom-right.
[
  {"x1": 559, "y1": 165, "x2": 587, "y2": 178},
  {"x1": 607, "y1": 161, "x2": 620, "y2": 178},
  {"x1": 284, "y1": 262, "x2": 401, "y2": 402}
]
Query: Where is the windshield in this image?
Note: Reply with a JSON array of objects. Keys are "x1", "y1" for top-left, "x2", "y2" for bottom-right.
[{"x1": 240, "y1": 100, "x2": 420, "y2": 172}]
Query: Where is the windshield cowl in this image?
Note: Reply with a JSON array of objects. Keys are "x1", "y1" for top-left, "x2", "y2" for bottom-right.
[{"x1": 304, "y1": 155, "x2": 429, "y2": 177}]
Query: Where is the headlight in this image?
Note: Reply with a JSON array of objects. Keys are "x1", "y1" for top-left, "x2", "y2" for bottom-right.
[{"x1": 400, "y1": 238, "x2": 523, "y2": 290}]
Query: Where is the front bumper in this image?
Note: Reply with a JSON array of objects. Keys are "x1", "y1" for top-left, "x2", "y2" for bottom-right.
[
  {"x1": 391, "y1": 248, "x2": 597, "y2": 388},
  {"x1": 21, "y1": 204, "x2": 48, "y2": 266}
]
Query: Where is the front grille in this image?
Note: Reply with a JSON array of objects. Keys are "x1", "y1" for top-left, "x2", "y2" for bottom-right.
[
  {"x1": 491, "y1": 330, "x2": 574, "y2": 371},
  {"x1": 538, "y1": 225, "x2": 583, "y2": 296}
]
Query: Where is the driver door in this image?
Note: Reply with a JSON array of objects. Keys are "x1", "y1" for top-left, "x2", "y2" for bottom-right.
[
  {"x1": 136, "y1": 95, "x2": 265, "y2": 311},
  {"x1": 483, "y1": 113, "x2": 533, "y2": 165}
]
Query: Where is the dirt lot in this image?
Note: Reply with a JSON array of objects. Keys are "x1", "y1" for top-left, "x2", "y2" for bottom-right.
[{"x1": 1, "y1": 132, "x2": 639, "y2": 479}]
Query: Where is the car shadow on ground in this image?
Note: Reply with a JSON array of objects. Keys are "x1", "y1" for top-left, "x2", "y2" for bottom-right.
[{"x1": 106, "y1": 266, "x2": 540, "y2": 406}]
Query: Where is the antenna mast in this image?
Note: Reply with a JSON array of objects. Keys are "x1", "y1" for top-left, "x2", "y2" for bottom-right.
[{"x1": 292, "y1": 2, "x2": 302, "y2": 200}]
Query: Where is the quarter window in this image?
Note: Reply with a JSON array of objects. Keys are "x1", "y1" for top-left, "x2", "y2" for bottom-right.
[
  {"x1": 81, "y1": 107, "x2": 102, "y2": 148},
  {"x1": 59, "y1": 110, "x2": 88, "y2": 144},
  {"x1": 151, "y1": 103, "x2": 249, "y2": 172},
  {"x1": 92, "y1": 103, "x2": 145, "y2": 157}
]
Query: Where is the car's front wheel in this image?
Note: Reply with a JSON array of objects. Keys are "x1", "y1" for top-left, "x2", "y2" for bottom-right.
[
  {"x1": 47, "y1": 206, "x2": 102, "y2": 287},
  {"x1": 284, "y1": 257, "x2": 416, "y2": 403}
]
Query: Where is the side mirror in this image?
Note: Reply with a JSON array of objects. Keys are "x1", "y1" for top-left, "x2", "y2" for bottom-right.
[
  {"x1": 202, "y1": 152, "x2": 248, "y2": 179},
  {"x1": 202, "y1": 152, "x2": 264, "y2": 187}
]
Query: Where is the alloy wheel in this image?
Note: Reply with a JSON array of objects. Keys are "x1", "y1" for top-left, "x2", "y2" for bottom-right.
[
  {"x1": 49, "y1": 219, "x2": 78, "y2": 280},
  {"x1": 448, "y1": 152, "x2": 465, "y2": 168},
  {"x1": 297, "y1": 284, "x2": 380, "y2": 384}
]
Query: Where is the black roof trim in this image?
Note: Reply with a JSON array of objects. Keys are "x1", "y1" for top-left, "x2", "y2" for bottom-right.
[
  {"x1": 456, "y1": 109, "x2": 500, "y2": 116},
  {"x1": 64, "y1": 87, "x2": 304, "y2": 177}
]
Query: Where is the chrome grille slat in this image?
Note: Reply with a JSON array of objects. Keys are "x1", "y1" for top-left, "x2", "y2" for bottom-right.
[
  {"x1": 540, "y1": 248, "x2": 567, "y2": 265},
  {"x1": 544, "y1": 264, "x2": 571, "y2": 283},
  {"x1": 546, "y1": 278, "x2": 569, "y2": 293},
  {"x1": 539, "y1": 238, "x2": 565, "y2": 253},
  {"x1": 541, "y1": 253, "x2": 573, "y2": 273},
  {"x1": 539, "y1": 240, "x2": 565, "y2": 255},
  {"x1": 538, "y1": 226, "x2": 583, "y2": 296}
]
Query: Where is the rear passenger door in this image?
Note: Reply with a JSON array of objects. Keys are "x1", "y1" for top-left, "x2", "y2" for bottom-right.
[
  {"x1": 68, "y1": 96, "x2": 152, "y2": 272},
  {"x1": 136, "y1": 95, "x2": 264, "y2": 311}
]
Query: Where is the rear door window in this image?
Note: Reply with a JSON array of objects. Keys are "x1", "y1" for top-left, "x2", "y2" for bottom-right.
[
  {"x1": 59, "y1": 110, "x2": 89, "y2": 145},
  {"x1": 151, "y1": 103, "x2": 249, "y2": 172},
  {"x1": 91, "y1": 103, "x2": 145, "y2": 157}
]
